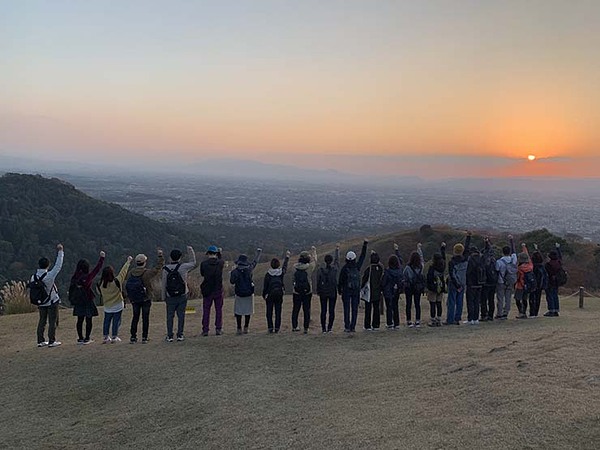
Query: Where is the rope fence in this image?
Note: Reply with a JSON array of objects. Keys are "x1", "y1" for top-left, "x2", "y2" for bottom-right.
[{"x1": 562, "y1": 286, "x2": 600, "y2": 308}]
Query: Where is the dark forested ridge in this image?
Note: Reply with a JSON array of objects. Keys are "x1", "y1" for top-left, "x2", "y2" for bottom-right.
[{"x1": 0, "y1": 173, "x2": 207, "y2": 286}]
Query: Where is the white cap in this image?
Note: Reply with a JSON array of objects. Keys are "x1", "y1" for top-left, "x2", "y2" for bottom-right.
[{"x1": 346, "y1": 251, "x2": 357, "y2": 261}]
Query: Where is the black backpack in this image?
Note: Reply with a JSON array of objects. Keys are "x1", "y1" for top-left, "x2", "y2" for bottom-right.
[
  {"x1": 267, "y1": 274, "x2": 284, "y2": 297},
  {"x1": 475, "y1": 259, "x2": 487, "y2": 286},
  {"x1": 294, "y1": 269, "x2": 311, "y2": 295},
  {"x1": 410, "y1": 267, "x2": 426, "y2": 294},
  {"x1": 318, "y1": 267, "x2": 336, "y2": 292},
  {"x1": 346, "y1": 267, "x2": 361, "y2": 291},
  {"x1": 523, "y1": 271, "x2": 538, "y2": 293},
  {"x1": 484, "y1": 255, "x2": 499, "y2": 285},
  {"x1": 235, "y1": 268, "x2": 255, "y2": 297},
  {"x1": 164, "y1": 264, "x2": 186, "y2": 297},
  {"x1": 68, "y1": 279, "x2": 87, "y2": 306},
  {"x1": 125, "y1": 275, "x2": 147, "y2": 304},
  {"x1": 555, "y1": 267, "x2": 568, "y2": 287},
  {"x1": 28, "y1": 273, "x2": 49, "y2": 305}
]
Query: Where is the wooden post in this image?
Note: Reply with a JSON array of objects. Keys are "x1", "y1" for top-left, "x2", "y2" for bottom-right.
[{"x1": 579, "y1": 286, "x2": 585, "y2": 309}]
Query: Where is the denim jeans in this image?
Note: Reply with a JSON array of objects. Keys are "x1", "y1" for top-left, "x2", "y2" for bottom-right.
[
  {"x1": 546, "y1": 287, "x2": 560, "y2": 312},
  {"x1": 446, "y1": 286, "x2": 464, "y2": 324},
  {"x1": 103, "y1": 310, "x2": 123, "y2": 337},
  {"x1": 342, "y1": 291, "x2": 360, "y2": 331},
  {"x1": 405, "y1": 289, "x2": 422, "y2": 323},
  {"x1": 385, "y1": 293, "x2": 400, "y2": 327},
  {"x1": 166, "y1": 295, "x2": 188, "y2": 338}
]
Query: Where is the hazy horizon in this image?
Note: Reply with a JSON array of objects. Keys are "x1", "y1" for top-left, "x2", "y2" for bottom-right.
[{"x1": 2, "y1": 1, "x2": 600, "y2": 178}]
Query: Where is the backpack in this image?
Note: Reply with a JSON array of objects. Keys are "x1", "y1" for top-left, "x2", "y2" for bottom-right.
[
  {"x1": 433, "y1": 272, "x2": 446, "y2": 295},
  {"x1": 346, "y1": 267, "x2": 361, "y2": 291},
  {"x1": 164, "y1": 264, "x2": 186, "y2": 297},
  {"x1": 125, "y1": 275, "x2": 148, "y2": 304},
  {"x1": 235, "y1": 268, "x2": 254, "y2": 297},
  {"x1": 28, "y1": 273, "x2": 49, "y2": 305},
  {"x1": 523, "y1": 270, "x2": 538, "y2": 293},
  {"x1": 318, "y1": 267, "x2": 336, "y2": 293},
  {"x1": 474, "y1": 258, "x2": 486, "y2": 286},
  {"x1": 503, "y1": 260, "x2": 518, "y2": 286},
  {"x1": 267, "y1": 274, "x2": 284, "y2": 297},
  {"x1": 555, "y1": 267, "x2": 568, "y2": 287},
  {"x1": 484, "y1": 255, "x2": 499, "y2": 285},
  {"x1": 294, "y1": 269, "x2": 311, "y2": 295},
  {"x1": 410, "y1": 267, "x2": 426, "y2": 294},
  {"x1": 68, "y1": 278, "x2": 87, "y2": 307}
]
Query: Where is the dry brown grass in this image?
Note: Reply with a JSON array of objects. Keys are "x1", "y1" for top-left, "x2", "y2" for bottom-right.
[
  {"x1": 0, "y1": 280, "x2": 37, "y2": 315},
  {"x1": 1, "y1": 296, "x2": 600, "y2": 449}
]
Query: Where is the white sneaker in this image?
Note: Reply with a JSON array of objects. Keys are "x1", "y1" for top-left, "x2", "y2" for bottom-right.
[
  {"x1": 48, "y1": 341, "x2": 62, "y2": 348},
  {"x1": 415, "y1": 322, "x2": 421, "y2": 328},
  {"x1": 111, "y1": 336, "x2": 121, "y2": 343},
  {"x1": 102, "y1": 336, "x2": 111, "y2": 344},
  {"x1": 37, "y1": 341, "x2": 49, "y2": 348},
  {"x1": 474, "y1": 320, "x2": 480, "y2": 325},
  {"x1": 463, "y1": 320, "x2": 470, "y2": 324}
]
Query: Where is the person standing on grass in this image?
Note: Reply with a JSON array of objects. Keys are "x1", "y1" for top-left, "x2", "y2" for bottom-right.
[
  {"x1": 362, "y1": 250, "x2": 385, "y2": 331},
  {"x1": 426, "y1": 242, "x2": 446, "y2": 327},
  {"x1": 291, "y1": 246, "x2": 318, "y2": 334},
  {"x1": 200, "y1": 245, "x2": 225, "y2": 336},
  {"x1": 98, "y1": 256, "x2": 132, "y2": 344},
  {"x1": 544, "y1": 243, "x2": 564, "y2": 317},
  {"x1": 162, "y1": 246, "x2": 197, "y2": 342},
  {"x1": 70, "y1": 251, "x2": 105, "y2": 345},
  {"x1": 445, "y1": 231, "x2": 472, "y2": 325},
  {"x1": 316, "y1": 245, "x2": 339, "y2": 333},
  {"x1": 126, "y1": 249, "x2": 165, "y2": 344},
  {"x1": 480, "y1": 237, "x2": 498, "y2": 322},
  {"x1": 514, "y1": 243, "x2": 534, "y2": 319},
  {"x1": 263, "y1": 250, "x2": 291, "y2": 334},
  {"x1": 31, "y1": 243, "x2": 64, "y2": 348},
  {"x1": 495, "y1": 235, "x2": 517, "y2": 320},
  {"x1": 465, "y1": 246, "x2": 485, "y2": 325},
  {"x1": 230, "y1": 248, "x2": 262, "y2": 335},
  {"x1": 529, "y1": 245, "x2": 548, "y2": 319},
  {"x1": 382, "y1": 243, "x2": 404, "y2": 329},
  {"x1": 338, "y1": 240, "x2": 369, "y2": 332},
  {"x1": 403, "y1": 244, "x2": 426, "y2": 328}
]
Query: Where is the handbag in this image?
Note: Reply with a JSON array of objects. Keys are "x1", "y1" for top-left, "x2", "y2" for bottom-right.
[{"x1": 360, "y1": 265, "x2": 372, "y2": 303}]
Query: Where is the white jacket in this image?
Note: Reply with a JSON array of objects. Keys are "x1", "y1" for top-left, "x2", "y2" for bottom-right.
[{"x1": 31, "y1": 250, "x2": 64, "y2": 307}]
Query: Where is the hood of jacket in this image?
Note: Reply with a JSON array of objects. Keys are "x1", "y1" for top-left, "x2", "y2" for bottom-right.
[
  {"x1": 268, "y1": 268, "x2": 283, "y2": 276},
  {"x1": 130, "y1": 266, "x2": 147, "y2": 277},
  {"x1": 294, "y1": 262, "x2": 311, "y2": 271}
]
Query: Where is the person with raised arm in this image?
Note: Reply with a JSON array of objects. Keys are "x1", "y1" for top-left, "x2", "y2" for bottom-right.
[
  {"x1": 98, "y1": 256, "x2": 132, "y2": 344},
  {"x1": 465, "y1": 245, "x2": 485, "y2": 325},
  {"x1": 162, "y1": 246, "x2": 197, "y2": 342},
  {"x1": 200, "y1": 245, "x2": 225, "y2": 336},
  {"x1": 403, "y1": 243, "x2": 426, "y2": 328},
  {"x1": 316, "y1": 244, "x2": 340, "y2": 333},
  {"x1": 126, "y1": 248, "x2": 165, "y2": 344},
  {"x1": 426, "y1": 242, "x2": 447, "y2": 327},
  {"x1": 70, "y1": 251, "x2": 105, "y2": 344},
  {"x1": 31, "y1": 244, "x2": 64, "y2": 348},
  {"x1": 480, "y1": 237, "x2": 498, "y2": 322},
  {"x1": 291, "y1": 246, "x2": 318, "y2": 334},
  {"x1": 544, "y1": 242, "x2": 564, "y2": 317},
  {"x1": 382, "y1": 243, "x2": 404, "y2": 329},
  {"x1": 529, "y1": 244, "x2": 548, "y2": 319},
  {"x1": 338, "y1": 239, "x2": 369, "y2": 332},
  {"x1": 230, "y1": 248, "x2": 262, "y2": 335},
  {"x1": 362, "y1": 249, "x2": 385, "y2": 331},
  {"x1": 445, "y1": 231, "x2": 472, "y2": 325},
  {"x1": 495, "y1": 235, "x2": 517, "y2": 320},
  {"x1": 514, "y1": 243, "x2": 534, "y2": 319},
  {"x1": 263, "y1": 250, "x2": 291, "y2": 334}
]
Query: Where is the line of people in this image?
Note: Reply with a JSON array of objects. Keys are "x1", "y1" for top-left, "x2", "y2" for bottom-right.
[{"x1": 30, "y1": 232, "x2": 567, "y2": 347}]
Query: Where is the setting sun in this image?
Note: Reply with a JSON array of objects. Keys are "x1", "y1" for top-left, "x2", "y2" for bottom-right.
[{"x1": 528, "y1": 155, "x2": 537, "y2": 161}]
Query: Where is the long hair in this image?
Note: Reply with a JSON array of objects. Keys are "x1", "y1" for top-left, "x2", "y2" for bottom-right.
[
  {"x1": 531, "y1": 251, "x2": 544, "y2": 265},
  {"x1": 100, "y1": 266, "x2": 115, "y2": 289},
  {"x1": 388, "y1": 254, "x2": 400, "y2": 269},
  {"x1": 408, "y1": 251, "x2": 422, "y2": 269},
  {"x1": 72, "y1": 259, "x2": 90, "y2": 280},
  {"x1": 432, "y1": 253, "x2": 445, "y2": 272}
]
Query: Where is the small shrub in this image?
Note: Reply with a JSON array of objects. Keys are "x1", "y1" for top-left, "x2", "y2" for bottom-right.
[{"x1": 0, "y1": 281, "x2": 37, "y2": 315}]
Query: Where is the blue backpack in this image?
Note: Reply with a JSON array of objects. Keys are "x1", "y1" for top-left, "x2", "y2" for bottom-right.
[
  {"x1": 126, "y1": 275, "x2": 147, "y2": 303},
  {"x1": 523, "y1": 271, "x2": 538, "y2": 293},
  {"x1": 235, "y1": 268, "x2": 254, "y2": 297}
]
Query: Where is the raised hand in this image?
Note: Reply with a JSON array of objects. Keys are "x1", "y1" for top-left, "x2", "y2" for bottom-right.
[
  {"x1": 555, "y1": 242, "x2": 561, "y2": 248},
  {"x1": 508, "y1": 234, "x2": 513, "y2": 240},
  {"x1": 127, "y1": 256, "x2": 133, "y2": 263},
  {"x1": 364, "y1": 238, "x2": 369, "y2": 244},
  {"x1": 393, "y1": 243, "x2": 399, "y2": 251},
  {"x1": 157, "y1": 248, "x2": 163, "y2": 256},
  {"x1": 417, "y1": 243, "x2": 422, "y2": 249},
  {"x1": 534, "y1": 243, "x2": 539, "y2": 250},
  {"x1": 57, "y1": 244, "x2": 64, "y2": 251},
  {"x1": 336, "y1": 243, "x2": 340, "y2": 250},
  {"x1": 467, "y1": 230, "x2": 473, "y2": 237},
  {"x1": 187, "y1": 245, "x2": 194, "y2": 252},
  {"x1": 285, "y1": 250, "x2": 291, "y2": 258},
  {"x1": 441, "y1": 242, "x2": 446, "y2": 248},
  {"x1": 100, "y1": 251, "x2": 106, "y2": 258}
]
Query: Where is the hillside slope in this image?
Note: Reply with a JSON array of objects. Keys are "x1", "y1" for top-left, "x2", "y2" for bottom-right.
[{"x1": 0, "y1": 173, "x2": 207, "y2": 286}]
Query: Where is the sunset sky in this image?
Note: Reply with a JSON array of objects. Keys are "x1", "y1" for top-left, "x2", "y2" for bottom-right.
[{"x1": 1, "y1": 0, "x2": 599, "y2": 178}]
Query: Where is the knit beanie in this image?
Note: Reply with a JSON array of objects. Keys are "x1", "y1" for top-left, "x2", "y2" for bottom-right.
[{"x1": 453, "y1": 243, "x2": 464, "y2": 256}]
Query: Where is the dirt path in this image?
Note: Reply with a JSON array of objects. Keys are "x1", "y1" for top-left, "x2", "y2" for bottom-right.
[{"x1": 1, "y1": 297, "x2": 599, "y2": 449}]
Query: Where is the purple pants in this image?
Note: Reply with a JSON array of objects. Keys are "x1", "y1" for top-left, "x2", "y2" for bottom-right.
[{"x1": 202, "y1": 290, "x2": 224, "y2": 334}]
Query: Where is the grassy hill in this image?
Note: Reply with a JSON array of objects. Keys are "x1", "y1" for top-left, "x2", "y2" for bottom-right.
[{"x1": 0, "y1": 173, "x2": 207, "y2": 287}]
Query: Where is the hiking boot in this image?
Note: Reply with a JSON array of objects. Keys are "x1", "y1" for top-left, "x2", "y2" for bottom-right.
[
  {"x1": 177, "y1": 335, "x2": 185, "y2": 342},
  {"x1": 165, "y1": 337, "x2": 174, "y2": 343},
  {"x1": 37, "y1": 342, "x2": 49, "y2": 348},
  {"x1": 130, "y1": 337, "x2": 137, "y2": 344},
  {"x1": 48, "y1": 341, "x2": 61, "y2": 348}
]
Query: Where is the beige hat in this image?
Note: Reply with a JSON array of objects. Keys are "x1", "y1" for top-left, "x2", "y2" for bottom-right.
[{"x1": 135, "y1": 254, "x2": 148, "y2": 265}]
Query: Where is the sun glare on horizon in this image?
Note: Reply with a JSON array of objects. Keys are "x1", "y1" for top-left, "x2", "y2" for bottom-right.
[{"x1": 528, "y1": 155, "x2": 536, "y2": 161}]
